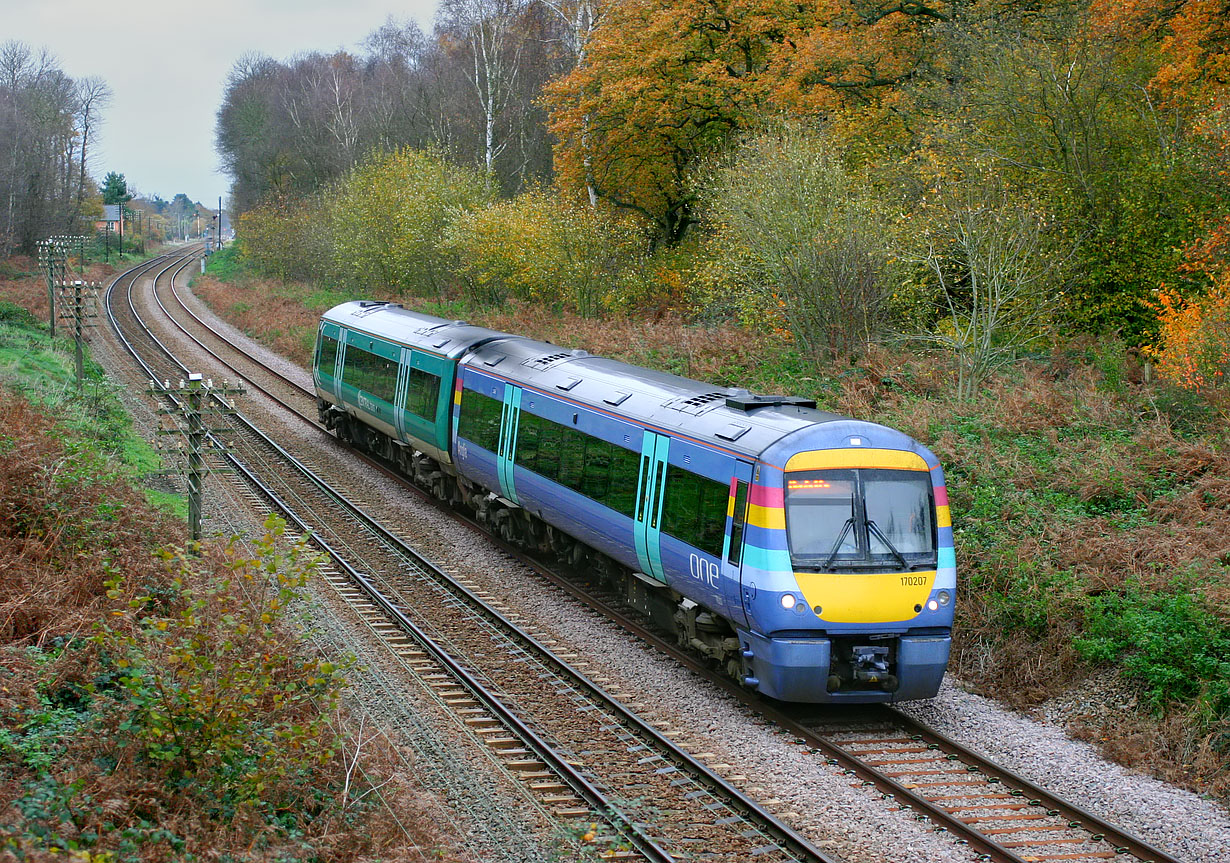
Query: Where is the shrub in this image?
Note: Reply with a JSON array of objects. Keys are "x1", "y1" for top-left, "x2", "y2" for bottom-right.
[
  {"x1": 1074, "y1": 575, "x2": 1230, "y2": 722},
  {"x1": 329, "y1": 148, "x2": 490, "y2": 298},
  {"x1": 702, "y1": 123, "x2": 896, "y2": 359},
  {"x1": 1150, "y1": 275, "x2": 1230, "y2": 416},
  {"x1": 90, "y1": 516, "x2": 349, "y2": 817},
  {"x1": 444, "y1": 188, "x2": 644, "y2": 315}
]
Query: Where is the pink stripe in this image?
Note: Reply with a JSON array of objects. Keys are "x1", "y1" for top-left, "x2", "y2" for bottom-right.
[
  {"x1": 933, "y1": 485, "x2": 949, "y2": 507},
  {"x1": 749, "y1": 483, "x2": 784, "y2": 508}
]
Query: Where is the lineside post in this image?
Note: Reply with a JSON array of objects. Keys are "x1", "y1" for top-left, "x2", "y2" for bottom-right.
[
  {"x1": 149, "y1": 374, "x2": 245, "y2": 543},
  {"x1": 57, "y1": 280, "x2": 101, "y2": 391}
]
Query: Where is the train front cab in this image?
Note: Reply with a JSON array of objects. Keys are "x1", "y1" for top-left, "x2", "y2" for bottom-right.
[{"x1": 734, "y1": 428, "x2": 955, "y2": 703}]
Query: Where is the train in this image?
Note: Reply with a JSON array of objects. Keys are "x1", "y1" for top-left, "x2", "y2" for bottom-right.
[{"x1": 313, "y1": 300, "x2": 954, "y2": 703}]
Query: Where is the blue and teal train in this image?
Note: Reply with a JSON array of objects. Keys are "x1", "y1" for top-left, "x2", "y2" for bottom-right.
[{"x1": 314, "y1": 300, "x2": 955, "y2": 703}]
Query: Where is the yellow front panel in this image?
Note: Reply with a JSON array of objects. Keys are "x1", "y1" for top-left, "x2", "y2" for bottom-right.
[
  {"x1": 785, "y1": 448, "x2": 930, "y2": 472},
  {"x1": 795, "y1": 570, "x2": 936, "y2": 623}
]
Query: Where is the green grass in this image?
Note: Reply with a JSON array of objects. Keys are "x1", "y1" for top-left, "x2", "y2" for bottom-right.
[
  {"x1": 203, "y1": 244, "x2": 243, "y2": 281},
  {"x1": 0, "y1": 300, "x2": 182, "y2": 516}
]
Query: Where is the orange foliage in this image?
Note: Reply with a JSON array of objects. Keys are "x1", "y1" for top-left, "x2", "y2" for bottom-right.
[
  {"x1": 1151, "y1": 275, "x2": 1230, "y2": 409},
  {"x1": 1089, "y1": 0, "x2": 1230, "y2": 108},
  {"x1": 545, "y1": 0, "x2": 950, "y2": 240}
]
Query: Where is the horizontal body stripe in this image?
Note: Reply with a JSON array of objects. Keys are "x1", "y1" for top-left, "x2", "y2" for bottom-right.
[
  {"x1": 938, "y1": 547, "x2": 956, "y2": 570},
  {"x1": 785, "y1": 448, "x2": 931, "y2": 472},
  {"x1": 749, "y1": 482, "x2": 785, "y2": 509},
  {"x1": 740, "y1": 544, "x2": 793, "y2": 573},
  {"x1": 746, "y1": 501, "x2": 785, "y2": 531},
  {"x1": 933, "y1": 485, "x2": 949, "y2": 507},
  {"x1": 936, "y1": 504, "x2": 951, "y2": 529}
]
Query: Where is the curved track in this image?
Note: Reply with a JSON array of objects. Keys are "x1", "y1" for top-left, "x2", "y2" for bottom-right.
[
  {"x1": 105, "y1": 255, "x2": 840, "y2": 863},
  {"x1": 116, "y1": 256, "x2": 1182, "y2": 863}
]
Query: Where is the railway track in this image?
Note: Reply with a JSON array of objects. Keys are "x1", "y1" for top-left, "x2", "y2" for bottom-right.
[
  {"x1": 106, "y1": 255, "x2": 839, "y2": 862},
  {"x1": 110, "y1": 254, "x2": 1186, "y2": 863}
]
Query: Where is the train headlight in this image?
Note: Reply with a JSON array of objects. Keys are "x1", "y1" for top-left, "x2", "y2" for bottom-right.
[
  {"x1": 927, "y1": 599, "x2": 939, "y2": 611},
  {"x1": 780, "y1": 593, "x2": 797, "y2": 610},
  {"x1": 937, "y1": 590, "x2": 951, "y2": 606}
]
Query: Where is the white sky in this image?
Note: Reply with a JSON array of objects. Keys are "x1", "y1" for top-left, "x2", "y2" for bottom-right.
[{"x1": 2, "y1": 0, "x2": 439, "y2": 210}]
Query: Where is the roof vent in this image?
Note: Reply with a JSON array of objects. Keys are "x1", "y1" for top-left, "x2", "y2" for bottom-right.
[
  {"x1": 725, "y1": 394, "x2": 817, "y2": 411},
  {"x1": 664, "y1": 392, "x2": 727, "y2": 415},
  {"x1": 523, "y1": 351, "x2": 573, "y2": 370}
]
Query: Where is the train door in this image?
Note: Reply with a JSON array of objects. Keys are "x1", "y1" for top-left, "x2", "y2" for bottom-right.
[
  {"x1": 314, "y1": 322, "x2": 344, "y2": 402},
  {"x1": 496, "y1": 385, "x2": 522, "y2": 504},
  {"x1": 720, "y1": 462, "x2": 754, "y2": 627},
  {"x1": 634, "y1": 432, "x2": 670, "y2": 583},
  {"x1": 392, "y1": 347, "x2": 412, "y2": 442}
]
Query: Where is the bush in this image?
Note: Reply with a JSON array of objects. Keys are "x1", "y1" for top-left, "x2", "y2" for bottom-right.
[
  {"x1": 1074, "y1": 575, "x2": 1230, "y2": 722},
  {"x1": 329, "y1": 148, "x2": 490, "y2": 298},
  {"x1": 91, "y1": 516, "x2": 349, "y2": 818},
  {"x1": 444, "y1": 188, "x2": 644, "y2": 315},
  {"x1": 238, "y1": 194, "x2": 333, "y2": 284},
  {"x1": 702, "y1": 123, "x2": 896, "y2": 359}
]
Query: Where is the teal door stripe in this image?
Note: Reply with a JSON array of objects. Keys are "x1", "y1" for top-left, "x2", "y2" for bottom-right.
[
  {"x1": 634, "y1": 432, "x2": 669, "y2": 582},
  {"x1": 497, "y1": 386, "x2": 522, "y2": 504}
]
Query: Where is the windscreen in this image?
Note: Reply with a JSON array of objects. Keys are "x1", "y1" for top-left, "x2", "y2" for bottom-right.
[{"x1": 785, "y1": 468, "x2": 935, "y2": 569}]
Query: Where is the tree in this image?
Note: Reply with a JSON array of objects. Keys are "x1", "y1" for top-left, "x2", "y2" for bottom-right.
[
  {"x1": 0, "y1": 41, "x2": 97, "y2": 253},
  {"x1": 704, "y1": 123, "x2": 896, "y2": 359},
  {"x1": 439, "y1": 0, "x2": 530, "y2": 187},
  {"x1": 544, "y1": 0, "x2": 778, "y2": 242},
  {"x1": 544, "y1": 0, "x2": 952, "y2": 243},
  {"x1": 72, "y1": 76, "x2": 111, "y2": 232},
  {"x1": 906, "y1": 172, "x2": 1067, "y2": 399},
  {"x1": 101, "y1": 170, "x2": 131, "y2": 204}
]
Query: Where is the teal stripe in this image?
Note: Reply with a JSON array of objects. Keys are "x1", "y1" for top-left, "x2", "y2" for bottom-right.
[{"x1": 938, "y1": 547, "x2": 956, "y2": 569}]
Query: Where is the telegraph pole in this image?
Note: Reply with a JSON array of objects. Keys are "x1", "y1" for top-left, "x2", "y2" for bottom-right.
[
  {"x1": 58, "y1": 280, "x2": 101, "y2": 392},
  {"x1": 151, "y1": 374, "x2": 245, "y2": 542},
  {"x1": 36, "y1": 238, "x2": 67, "y2": 337}
]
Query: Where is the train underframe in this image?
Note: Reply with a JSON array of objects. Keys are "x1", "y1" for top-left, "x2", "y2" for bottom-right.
[
  {"x1": 322, "y1": 402, "x2": 746, "y2": 680},
  {"x1": 321, "y1": 402, "x2": 943, "y2": 701}
]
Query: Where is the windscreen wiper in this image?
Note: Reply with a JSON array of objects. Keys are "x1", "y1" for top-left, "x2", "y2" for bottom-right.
[
  {"x1": 820, "y1": 517, "x2": 855, "y2": 571},
  {"x1": 866, "y1": 520, "x2": 909, "y2": 569}
]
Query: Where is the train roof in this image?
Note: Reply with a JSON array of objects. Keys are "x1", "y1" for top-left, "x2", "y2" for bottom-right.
[
  {"x1": 461, "y1": 330, "x2": 853, "y2": 461},
  {"x1": 322, "y1": 300, "x2": 511, "y2": 360},
  {"x1": 322, "y1": 300, "x2": 859, "y2": 460}
]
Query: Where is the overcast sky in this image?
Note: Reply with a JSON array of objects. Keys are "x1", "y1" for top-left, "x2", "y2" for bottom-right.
[{"x1": 3, "y1": 0, "x2": 439, "y2": 210}]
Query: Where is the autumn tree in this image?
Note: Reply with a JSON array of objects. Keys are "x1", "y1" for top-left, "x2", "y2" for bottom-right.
[
  {"x1": 544, "y1": 0, "x2": 791, "y2": 243},
  {"x1": 704, "y1": 123, "x2": 896, "y2": 358},
  {"x1": 544, "y1": 0, "x2": 954, "y2": 244},
  {"x1": 328, "y1": 147, "x2": 490, "y2": 297}
]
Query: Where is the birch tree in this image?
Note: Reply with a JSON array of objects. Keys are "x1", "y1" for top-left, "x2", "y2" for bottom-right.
[{"x1": 440, "y1": 0, "x2": 528, "y2": 187}]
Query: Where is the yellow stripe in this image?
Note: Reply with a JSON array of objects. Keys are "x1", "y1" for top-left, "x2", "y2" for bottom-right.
[
  {"x1": 785, "y1": 448, "x2": 929, "y2": 472},
  {"x1": 746, "y1": 502, "x2": 785, "y2": 530},
  {"x1": 795, "y1": 571, "x2": 936, "y2": 623},
  {"x1": 936, "y1": 505, "x2": 951, "y2": 529}
]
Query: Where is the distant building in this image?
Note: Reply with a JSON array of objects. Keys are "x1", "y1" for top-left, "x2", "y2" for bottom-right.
[{"x1": 95, "y1": 204, "x2": 122, "y2": 234}]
